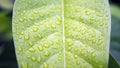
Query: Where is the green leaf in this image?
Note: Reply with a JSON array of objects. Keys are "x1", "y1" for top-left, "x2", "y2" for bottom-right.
[
  {"x1": 13, "y1": 0, "x2": 111, "y2": 68},
  {"x1": 110, "y1": 4, "x2": 120, "y2": 19},
  {"x1": 109, "y1": 53, "x2": 120, "y2": 68}
]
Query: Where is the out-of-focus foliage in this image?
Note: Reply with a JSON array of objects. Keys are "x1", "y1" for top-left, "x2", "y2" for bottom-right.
[
  {"x1": 110, "y1": 4, "x2": 120, "y2": 64},
  {"x1": 0, "y1": 0, "x2": 13, "y2": 10},
  {"x1": 111, "y1": 4, "x2": 120, "y2": 19},
  {"x1": 0, "y1": 12, "x2": 12, "y2": 40}
]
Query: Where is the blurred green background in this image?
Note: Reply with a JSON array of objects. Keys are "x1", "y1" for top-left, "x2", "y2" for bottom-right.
[{"x1": 0, "y1": 0, "x2": 120, "y2": 68}]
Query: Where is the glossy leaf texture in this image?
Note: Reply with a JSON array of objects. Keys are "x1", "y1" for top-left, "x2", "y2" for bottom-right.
[{"x1": 12, "y1": 0, "x2": 111, "y2": 68}]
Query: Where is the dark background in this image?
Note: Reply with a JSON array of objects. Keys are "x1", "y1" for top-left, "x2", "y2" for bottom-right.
[{"x1": 0, "y1": 0, "x2": 120, "y2": 68}]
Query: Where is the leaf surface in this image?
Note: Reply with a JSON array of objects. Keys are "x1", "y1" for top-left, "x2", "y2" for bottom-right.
[{"x1": 13, "y1": 0, "x2": 111, "y2": 68}]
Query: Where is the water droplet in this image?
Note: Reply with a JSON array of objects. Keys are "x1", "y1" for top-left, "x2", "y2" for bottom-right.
[
  {"x1": 40, "y1": 14, "x2": 44, "y2": 17},
  {"x1": 74, "y1": 47, "x2": 78, "y2": 51},
  {"x1": 37, "y1": 34, "x2": 42, "y2": 39},
  {"x1": 70, "y1": 15, "x2": 74, "y2": 19},
  {"x1": 19, "y1": 19, "x2": 24, "y2": 22},
  {"x1": 97, "y1": 39, "x2": 102, "y2": 45},
  {"x1": 19, "y1": 36, "x2": 22, "y2": 39},
  {"x1": 37, "y1": 57, "x2": 41, "y2": 63},
  {"x1": 29, "y1": 48, "x2": 35, "y2": 52},
  {"x1": 73, "y1": 25, "x2": 77, "y2": 29},
  {"x1": 77, "y1": 29, "x2": 81, "y2": 32},
  {"x1": 18, "y1": 47, "x2": 22, "y2": 51},
  {"x1": 44, "y1": 51, "x2": 50, "y2": 56},
  {"x1": 67, "y1": 65, "x2": 71, "y2": 68},
  {"x1": 40, "y1": 22, "x2": 44, "y2": 25},
  {"x1": 35, "y1": 23, "x2": 40, "y2": 26},
  {"x1": 80, "y1": 46, "x2": 84, "y2": 50},
  {"x1": 18, "y1": 8, "x2": 21, "y2": 11},
  {"x1": 43, "y1": 63, "x2": 48, "y2": 68},
  {"x1": 58, "y1": 57, "x2": 62, "y2": 61},
  {"x1": 38, "y1": 45, "x2": 43, "y2": 51},
  {"x1": 24, "y1": 35, "x2": 29, "y2": 41},
  {"x1": 31, "y1": 56, "x2": 36, "y2": 61},
  {"x1": 30, "y1": 16, "x2": 34, "y2": 20},
  {"x1": 76, "y1": 61, "x2": 80, "y2": 65},
  {"x1": 57, "y1": 17, "x2": 62, "y2": 22},
  {"x1": 92, "y1": 39, "x2": 95, "y2": 43},
  {"x1": 51, "y1": 25, "x2": 56, "y2": 29},
  {"x1": 82, "y1": 30, "x2": 86, "y2": 34},
  {"x1": 24, "y1": 35, "x2": 30, "y2": 41},
  {"x1": 44, "y1": 44, "x2": 49, "y2": 48},
  {"x1": 56, "y1": 21, "x2": 61, "y2": 25},
  {"x1": 76, "y1": 8, "x2": 80, "y2": 12},
  {"x1": 29, "y1": 42, "x2": 33, "y2": 46},
  {"x1": 34, "y1": 10, "x2": 38, "y2": 14},
  {"x1": 74, "y1": 55, "x2": 78, "y2": 59},
  {"x1": 80, "y1": 16, "x2": 83, "y2": 20},
  {"x1": 92, "y1": 53, "x2": 95, "y2": 58},
  {"x1": 67, "y1": 47, "x2": 72, "y2": 51},
  {"x1": 21, "y1": 64, "x2": 28, "y2": 68},
  {"x1": 99, "y1": 23, "x2": 103, "y2": 26},
  {"x1": 21, "y1": 32, "x2": 24, "y2": 35},
  {"x1": 45, "y1": 24, "x2": 50, "y2": 28},
  {"x1": 86, "y1": 11, "x2": 90, "y2": 15},
  {"x1": 42, "y1": 1, "x2": 46, "y2": 5},
  {"x1": 68, "y1": 42, "x2": 73, "y2": 46},
  {"x1": 33, "y1": 28, "x2": 38, "y2": 32}
]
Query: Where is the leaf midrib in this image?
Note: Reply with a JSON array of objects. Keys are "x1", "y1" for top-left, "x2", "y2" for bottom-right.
[{"x1": 62, "y1": 0, "x2": 66, "y2": 68}]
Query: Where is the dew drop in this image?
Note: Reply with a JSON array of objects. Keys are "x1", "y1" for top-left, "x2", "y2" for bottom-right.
[
  {"x1": 31, "y1": 56, "x2": 36, "y2": 61},
  {"x1": 56, "y1": 21, "x2": 61, "y2": 25},
  {"x1": 68, "y1": 42, "x2": 73, "y2": 46},
  {"x1": 44, "y1": 44, "x2": 49, "y2": 48},
  {"x1": 76, "y1": 61, "x2": 80, "y2": 65},
  {"x1": 90, "y1": 17, "x2": 95, "y2": 22},
  {"x1": 33, "y1": 28, "x2": 38, "y2": 32},
  {"x1": 29, "y1": 48, "x2": 35, "y2": 52},
  {"x1": 34, "y1": 10, "x2": 38, "y2": 14},
  {"x1": 92, "y1": 53, "x2": 95, "y2": 58},
  {"x1": 74, "y1": 47, "x2": 78, "y2": 51},
  {"x1": 37, "y1": 57, "x2": 41, "y2": 63},
  {"x1": 29, "y1": 42, "x2": 33, "y2": 47},
  {"x1": 99, "y1": 23, "x2": 104, "y2": 26},
  {"x1": 37, "y1": 34, "x2": 42, "y2": 39},
  {"x1": 86, "y1": 11, "x2": 90, "y2": 15},
  {"x1": 80, "y1": 46, "x2": 84, "y2": 50},
  {"x1": 67, "y1": 47, "x2": 72, "y2": 51},
  {"x1": 97, "y1": 39, "x2": 102, "y2": 45},
  {"x1": 43, "y1": 63, "x2": 48, "y2": 68},
  {"x1": 40, "y1": 14, "x2": 44, "y2": 17},
  {"x1": 40, "y1": 22, "x2": 44, "y2": 25},
  {"x1": 51, "y1": 25, "x2": 56, "y2": 29},
  {"x1": 45, "y1": 24, "x2": 50, "y2": 28},
  {"x1": 77, "y1": 29, "x2": 81, "y2": 32},
  {"x1": 18, "y1": 8, "x2": 21, "y2": 11},
  {"x1": 24, "y1": 35, "x2": 30, "y2": 41},
  {"x1": 80, "y1": 16, "x2": 83, "y2": 20},
  {"x1": 81, "y1": 30, "x2": 86, "y2": 34},
  {"x1": 18, "y1": 47, "x2": 22, "y2": 51},
  {"x1": 21, "y1": 32, "x2": 24, "y2": 35},
  {"x1": 30, "y1": 16, "x2": 34, "y2": 20},
  {"x1": 92, "y1": 39, "x2": 95, "y2": 43},
  {"x1": 76, "y1": 8, "x2": 80, "y2": 12},
  {"x1": 73, "y1": 25, "x2": 77, "y2": 29},
  {"x1": 19, "y1": 19, "x2": 24, "y2": 22},
  {"x1": 70, "y1": 15, "x2": 74, "y2": 19},
  {"x1": 38, "y1": 46, "x2": 43, "y2": 51},
  {"x1": 74, "y1": 55, "x2": 78, "y2": 59},
  {"x1": 44, "y1": 51, "x2": 50, "y2": 56}
]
